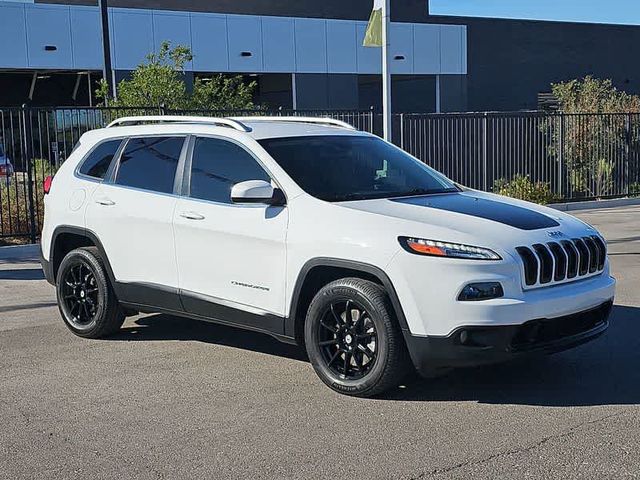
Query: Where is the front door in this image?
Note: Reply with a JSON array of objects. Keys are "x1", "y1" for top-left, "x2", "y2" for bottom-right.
[{"x1": 173, "y1": 136, "x2": 288, "y2": 333}]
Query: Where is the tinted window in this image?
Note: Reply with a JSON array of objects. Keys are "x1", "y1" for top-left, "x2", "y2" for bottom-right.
[
  {"x1": 190, "y1": 137, "x2": 270, "y2": 204},
  {"x1": 259, "y1": 135, "x2": 457, "y2": 202},
  {"x1": 79, "y1": 139, "x2": 122, "y2": 179},
  {"x1": 115, "y1": 137, "x2": 184, "y2": 194}
]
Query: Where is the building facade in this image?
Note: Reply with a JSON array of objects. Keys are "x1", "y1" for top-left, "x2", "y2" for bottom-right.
[{"x1": 0, "y1": 0, "x2": 639, "y2": 111}]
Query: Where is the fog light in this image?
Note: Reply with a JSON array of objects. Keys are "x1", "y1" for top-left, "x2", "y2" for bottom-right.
[{"x1": 458, "y1": 282, "x2": 504, "y2": 301}]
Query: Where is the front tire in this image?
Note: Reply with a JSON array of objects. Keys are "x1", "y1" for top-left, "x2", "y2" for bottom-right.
[
  {"x1": 304, "y1": 278, "x2": 410, "y2": 397},
  {"x1": 56, "y1": 247, "x2": 125, "y2": 338}
]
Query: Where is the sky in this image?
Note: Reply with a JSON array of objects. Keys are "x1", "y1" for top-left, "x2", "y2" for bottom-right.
[{"x1": 430, "y1": 0, "x2": 640, "y2": 25}]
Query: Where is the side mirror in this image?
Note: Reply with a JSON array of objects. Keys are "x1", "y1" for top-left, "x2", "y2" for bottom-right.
[{"x1": 231, "y1": 180, "x2": 285, "y2": 206}]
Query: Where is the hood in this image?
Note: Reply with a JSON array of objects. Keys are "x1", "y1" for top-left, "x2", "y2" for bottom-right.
[{"x1": 336, "y1": 190, "x2": 596, "y2": 253}]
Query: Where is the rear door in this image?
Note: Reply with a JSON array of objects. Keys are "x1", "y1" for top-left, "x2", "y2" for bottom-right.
[
  {"x1": 85, "y1": 135, "x2": 187, "y2": 310},
  {"x1": 173, "y1": 135, "x2": 288, "y2": 333}
]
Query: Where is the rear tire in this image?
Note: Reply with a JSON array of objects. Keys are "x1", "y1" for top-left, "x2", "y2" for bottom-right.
[
  {"x1": 304, "y1": 278, "x2": 411, "y2": 397},
  {"x1": 56, "y1": 247, "x2": 125, "y2": 339}
]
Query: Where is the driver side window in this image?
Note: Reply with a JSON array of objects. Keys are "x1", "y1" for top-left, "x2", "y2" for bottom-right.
[{"x1": 189, "y1": 137, "x2": 271, "y2": 204}]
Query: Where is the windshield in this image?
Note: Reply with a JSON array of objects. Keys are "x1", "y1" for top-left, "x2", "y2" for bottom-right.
[{"x1": 258, "y1": 135, "x2": 457, "y2": 202}]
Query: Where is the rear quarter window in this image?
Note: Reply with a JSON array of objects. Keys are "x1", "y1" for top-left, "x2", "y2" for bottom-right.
[{"x1": 78, "y1": 139, "x2": 123, "y2": 179}]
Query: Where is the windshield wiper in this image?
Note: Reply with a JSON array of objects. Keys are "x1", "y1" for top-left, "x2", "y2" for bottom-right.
[
  {"x1": 387, "y1": 187, "x2": 459, "y2": 198},
  {"x1": 329, "y1": 187, "x2": 458, "y2": 202}
]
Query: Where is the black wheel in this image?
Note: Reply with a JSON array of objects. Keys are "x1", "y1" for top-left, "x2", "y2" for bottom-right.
[
  {"x1": 56, "y1": 247, "x2": 125, "y2": 339},
  {"x1": 304, "y1": 278, "x2": 410, "y2": 397}
]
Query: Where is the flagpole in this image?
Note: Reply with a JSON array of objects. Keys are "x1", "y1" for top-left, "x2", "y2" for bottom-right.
[{"x1": 382, "y1": 0, "x2": 392, "y2": 142}]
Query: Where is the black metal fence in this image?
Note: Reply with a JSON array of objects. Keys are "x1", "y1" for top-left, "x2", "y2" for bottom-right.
[{"x1": 1, "y1": 106, "x2": 639, "y2": 241}]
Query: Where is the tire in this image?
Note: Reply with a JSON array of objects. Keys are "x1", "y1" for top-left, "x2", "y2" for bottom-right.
[
  {"x1": 55, "y1": 247, "x2": 125, "y2": 339},
  {"x1": 304, "y1": 278, "x2": 411, "y2": 397}
]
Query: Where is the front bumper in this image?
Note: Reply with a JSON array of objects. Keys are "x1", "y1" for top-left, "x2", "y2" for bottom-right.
[{"x1": 404, "y1": 300, "x2": 613, "y2": 375}]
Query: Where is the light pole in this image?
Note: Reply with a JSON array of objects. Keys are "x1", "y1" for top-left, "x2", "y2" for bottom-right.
[{"x1": 98, "y1": 0, "x2": 114, "y2": 99}]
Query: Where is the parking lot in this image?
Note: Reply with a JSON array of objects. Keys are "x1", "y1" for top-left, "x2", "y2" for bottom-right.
[{"x1": 1, "y1": 206, "x2": 639, "y2": 479}]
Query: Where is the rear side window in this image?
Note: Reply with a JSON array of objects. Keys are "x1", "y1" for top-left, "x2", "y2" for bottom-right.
[
  {"x1": 115, "y1": 137, "x2": 184, "y2": 194},
  {"x1": 79, "y1": 139, "x2": 122, "y2": 179},
  {"x1": 189, "y1": 137, "x2": 271, "y2": 204}
]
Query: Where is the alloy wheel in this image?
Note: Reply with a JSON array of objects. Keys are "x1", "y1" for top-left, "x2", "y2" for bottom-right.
[
  {"x1": 61, "y1": 262, "x2": 100, "y2": 327},
  {"x1": 317, "y1": 299, "x2": 378, "y2": 380}
]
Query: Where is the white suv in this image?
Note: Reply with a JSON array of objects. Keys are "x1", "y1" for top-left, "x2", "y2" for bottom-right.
[{"x1": 40, "y1": 116, "x2": 616, "y2": 397}]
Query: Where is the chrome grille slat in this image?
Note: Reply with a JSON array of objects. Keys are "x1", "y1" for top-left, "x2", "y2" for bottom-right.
[
  {"x1": 516, "y1": 236, "x2": 606, "y2": 289},
  {"x1": 574, "y1": 238, "x2": 590, "y2": 276},
  {"x1": 532, "y1": 244, "x2": 554, "y2": 284},
  {"x1": 591, "y1": 236, "x2": 607, "y2": 270},
  {"x1": 547, "y1": 242, "x2": 568, "y2": 281},
  {"x1": 583, "y1": 237, "x2": 599, "y2": 273},
  {"x1": 561, "y1": 240, "x2": 579, "y2": 278}
]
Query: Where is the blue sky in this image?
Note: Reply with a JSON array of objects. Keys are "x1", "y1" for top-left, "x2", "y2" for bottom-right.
[{"x1": 430, "y1": 0, "x2": 640, "y2": 25}]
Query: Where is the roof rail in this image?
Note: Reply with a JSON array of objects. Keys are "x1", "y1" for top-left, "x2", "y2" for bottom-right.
[
  {"x1": 106, "y1": 116, "x2": 252, "y2": 132},
  {"x1": 231, "y1": 116, "x2": 357, "y2": 130}
]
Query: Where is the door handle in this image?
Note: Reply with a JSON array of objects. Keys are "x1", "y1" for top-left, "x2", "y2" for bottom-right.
[
  {"x1": 95, "y1": 198, "x2": 115, "y2": 206},
  {"x1": 180, "y1": 211, "x2": 205, "y2": 220}
]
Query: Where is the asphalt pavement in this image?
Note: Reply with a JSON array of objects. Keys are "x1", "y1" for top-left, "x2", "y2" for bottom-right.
[{"x1": 1, "y1": 206, "x2": 639, "y2": 479}]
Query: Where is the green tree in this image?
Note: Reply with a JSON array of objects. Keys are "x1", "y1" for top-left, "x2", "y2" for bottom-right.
[
  {"x1": 550, "y1": 76, "x2": 640, "y2": 198},
  {"x1": 552, "y1": 76, "x2": 640, "y2": 114},
  {"x1": 97, "y1": 41, "x2": 256, "y2": 111},
  {"x1": 190, "y1": 75, "x2": 257, "y2": 111}
]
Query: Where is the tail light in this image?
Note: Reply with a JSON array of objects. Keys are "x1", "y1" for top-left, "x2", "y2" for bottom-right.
[
  {"x1": 0, "y1": 165, "x2": 6, "y2": 175},
  {"x1": 43, "y1": 175, "x2": 53, "y2": 194}
]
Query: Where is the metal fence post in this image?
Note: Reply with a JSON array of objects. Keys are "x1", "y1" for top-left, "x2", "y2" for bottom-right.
[
  {"x1": 369, "y1": 107, "x2": 374, "y2": 136},
  {"x1": 482, "y1": 112, "x2": 488, "y2": 191},
  {"x1": 399, "y1": 113, "x2": 404, "y2": 149},
  {"x1": 558, "y1": 114, "x2": 564, "y2": 198},
  {"x1": 21, "y1": 105, "x2": 38, "y2": 244},
  {"x1": 625, "y1": 113, "x2": 631, "y2": 195}
]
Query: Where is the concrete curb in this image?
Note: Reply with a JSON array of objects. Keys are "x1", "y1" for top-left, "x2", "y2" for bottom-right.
[
  {"x1": 550, "y1": 197, "x2": 640, "y2": 212},
  {"x1": 0, "y1": 243, "x2": 40, "y2": 261}
]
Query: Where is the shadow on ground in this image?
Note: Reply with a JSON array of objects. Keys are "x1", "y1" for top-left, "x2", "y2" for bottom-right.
[
  {"x1": 109, "y1": 304, "x2": 640, "y2": 407},
  {"x1": 0, "y1": 268, "x2": 45, "y2": 280},
  {"x1": 112, "y1": 314, "x2": 306, "y2": 362}
]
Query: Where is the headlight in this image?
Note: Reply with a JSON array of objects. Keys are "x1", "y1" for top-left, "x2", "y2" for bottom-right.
[{"x1": 399, "y1": 236, "x2": 502, "y2": 260}]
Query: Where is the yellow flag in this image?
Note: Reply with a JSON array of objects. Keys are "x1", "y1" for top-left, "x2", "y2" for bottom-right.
[{"x1": 363, "y1": 0, "x2": 384, "y2": 47}]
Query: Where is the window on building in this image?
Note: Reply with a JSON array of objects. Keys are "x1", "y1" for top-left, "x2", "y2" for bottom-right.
[
  {"x1": 189, "y1": 137, "x2": 271, "y2": 204},
  {"x1": 115, "y1": 137, "x2": 184, "y2": 194},
  {"x1": 78, "y1": 139, "x2": 123, "y2": 179}
]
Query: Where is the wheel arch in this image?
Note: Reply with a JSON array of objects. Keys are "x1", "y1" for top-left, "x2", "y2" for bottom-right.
[
  {"x1": 50, "y1": 226, "x2": 117, "y2": 288},
  {"x1": 286, "y1": 258, "x2": 410, "y2": 345}
]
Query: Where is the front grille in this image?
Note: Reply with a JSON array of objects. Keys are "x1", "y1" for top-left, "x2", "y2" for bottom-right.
[{"x1": 516, "y1": 236, "x2": 607, "y2": 288}]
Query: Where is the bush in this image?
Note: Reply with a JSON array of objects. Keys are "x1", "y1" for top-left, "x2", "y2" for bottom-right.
[
  {"x1": 494, "y1": 175, "x2": 557, "y2": 205},
  {"x1": 0, "y1": 158, "x2": 57, "y2": 239},
  {"x1": 97, "y1": 41, "x2": 257, "y2": 110},
  {"x1": 550, "y1": 76, "x2": 640, "y2": 198}
]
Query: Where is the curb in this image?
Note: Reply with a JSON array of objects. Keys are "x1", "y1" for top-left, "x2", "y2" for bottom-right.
[
  {"x1": 0, "y1": 243, "x2": 40, "y2": 261},
  {"x1": 550, "y1": 197, "x2": 640, "y2": 212}
]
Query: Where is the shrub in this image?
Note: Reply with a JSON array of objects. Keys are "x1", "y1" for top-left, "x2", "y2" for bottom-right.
[
  {"x1": 97, "y1": 41, "x2": 256, "y2": 111},
  {"x1": 0, "y1": 158, "x2": 57, "y2": 239},
  {"x1": 494, "y1": 175, "x2": 557, "y2": 205},
  {"x1": 550, "y1": 76, "x2": 640, "y2": 198}
]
